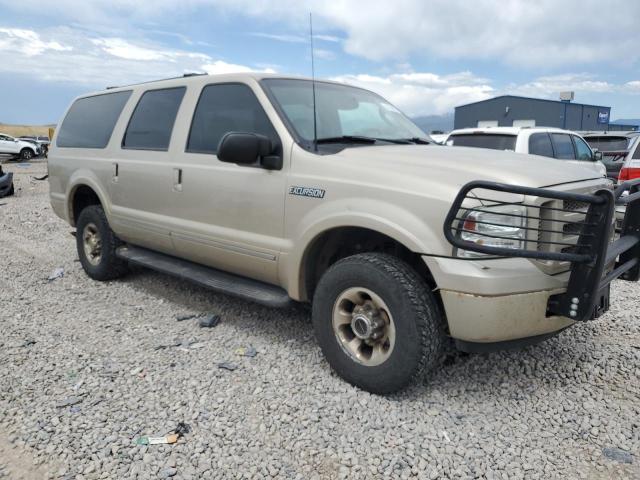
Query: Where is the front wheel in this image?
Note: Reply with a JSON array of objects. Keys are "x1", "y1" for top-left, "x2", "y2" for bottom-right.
[
  {"x1": 19, "y1": 148, "x2": 33, "y2": 161},
  {"x1": 312, "y1": 253, "x2": 444, "y2": 394}
]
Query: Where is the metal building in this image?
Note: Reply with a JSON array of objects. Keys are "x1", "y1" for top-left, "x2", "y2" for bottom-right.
[{"x1": 453, "y1": 95, "x2": 634, "y2": 131}]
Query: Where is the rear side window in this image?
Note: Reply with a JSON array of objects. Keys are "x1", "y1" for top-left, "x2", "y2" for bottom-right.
[
  {"x1": 57, "y1": 91, "x2": 131, "y2": 148},
  {"x1": 448, "y1": 134, "x2": 516, "y2": 151},
  {"x1": 550, "y1": 133, "x2": 576, "y2": 160},
  {"x1": 584, "y1": 137, "x2": 628, "y2": 152},
  {"x1": 123, "y1": 87, "x2": 186, "y2": 151},
  {"x1": 573, "y1": 136, "x2": 593, "y2": 161},
  {"x1": 633, "y1": 141, "x2": 640, "y2": 159},
  {"x1": 187, "y1": 83, "x2": 278, "y2": 154},
  {"x1": 528, "y1": 133, "x2": 554, "y2": 158}
]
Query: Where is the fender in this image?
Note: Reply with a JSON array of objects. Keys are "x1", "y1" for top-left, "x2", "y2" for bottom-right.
[
  {"x1": 281, "y1": 197, "x2": 447, "y2": 300},
  {"x1": 66, "y1": 169, "x2": 112, "y2": 226}
]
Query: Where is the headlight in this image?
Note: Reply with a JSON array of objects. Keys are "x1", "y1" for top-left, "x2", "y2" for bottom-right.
[{"x1": 457, "y1": 204, "x2": 527, "y2": 258}]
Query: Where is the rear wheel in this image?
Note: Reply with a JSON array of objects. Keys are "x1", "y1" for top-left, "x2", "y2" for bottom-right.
[
  {"x1": 76, "y1": 205, "x2": 128, "y2": 280},
  {"x1": 19, "y1": 148, "x2": 33, "y2": 161},
  {"x1": 312, "y1": 253, "x2": 444, "y2": 394}
]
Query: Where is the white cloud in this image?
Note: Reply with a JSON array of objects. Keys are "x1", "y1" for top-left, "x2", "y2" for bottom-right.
[
  {"x1": 623, "y1": 81, "x2": 640, "y2": 94},
  {"x1": 3, "y1": 0, "x2": 639, "y2": 69},
  {"x1": 0, "y1": 26, "x2": 274, "y2": 87},
  {"x1": 330, "y1": 72, "x2": 494, "y2": 116},
  {"x1": 506, "y1": 73, "x2": 615, "y2": 99},
  {"x1": 0, "y1": 27, "x2": 72, "y2": 56},
  {"x1": 201, "y1": 60, "x2": 275, "y2": 74}
]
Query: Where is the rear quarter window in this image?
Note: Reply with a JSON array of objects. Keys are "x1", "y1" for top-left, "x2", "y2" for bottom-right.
[
  {"x1": 57, "y1": 91, "x2": 132, "y2": 148},
  {"x1": 448, "y1": 134, "x2": 517, "y2": 151}
]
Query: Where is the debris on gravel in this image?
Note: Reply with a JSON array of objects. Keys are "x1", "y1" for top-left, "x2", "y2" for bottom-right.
[
  {"x1": 198, "y1": 313, "x2": 220, "y2": 328},
  {"x1": 1, "y1": 160, "x2": 639, "y2": 479}
]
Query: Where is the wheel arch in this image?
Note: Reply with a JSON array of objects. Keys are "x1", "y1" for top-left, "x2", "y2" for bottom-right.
[
  {"x1": 67, "y1": 176, "x2": 110, "y2": 227},
  {"x1": 295, "y1": 224, "x2": 439, "y2": 303}
]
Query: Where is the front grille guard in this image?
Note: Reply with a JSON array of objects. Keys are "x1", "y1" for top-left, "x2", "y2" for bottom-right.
[{"x1": 443, "y1": 179, "x2": 640, "y2": 321}]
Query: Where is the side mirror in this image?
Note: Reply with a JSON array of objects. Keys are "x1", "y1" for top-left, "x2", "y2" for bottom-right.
[
  {"x1": 593, "y1": 150, "x2": 603, "y2": 161},
  {"x1": 217, "y1": 132, "x2": 281, "y2": 169}
]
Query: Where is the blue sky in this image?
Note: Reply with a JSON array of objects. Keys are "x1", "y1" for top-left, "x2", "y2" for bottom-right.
[{"x1": 0, "y1": 0, "x2": 639, "y2": 125}]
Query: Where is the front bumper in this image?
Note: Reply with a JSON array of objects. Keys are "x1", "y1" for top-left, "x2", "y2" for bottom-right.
[
  {"x1": 436, "y1": 178, "x2": 640, "y2": 344},
  {"x1": 423, "y1": 256, "x2": 574, "y2": 343}
]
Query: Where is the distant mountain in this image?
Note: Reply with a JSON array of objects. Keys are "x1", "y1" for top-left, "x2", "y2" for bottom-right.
[
  {"x1": 611, "y1": 119, "x2": 640, "y2": 127},
  {"x1": 411, "y1": 113, "x2": 454, "y2": 134}
]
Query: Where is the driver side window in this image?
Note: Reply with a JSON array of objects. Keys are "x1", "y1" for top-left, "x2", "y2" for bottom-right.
[{"x1": 187, "y1": 83, "x2": 278, "y2": 155}]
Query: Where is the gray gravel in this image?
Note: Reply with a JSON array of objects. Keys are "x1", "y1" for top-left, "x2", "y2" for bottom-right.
[{"x1": 1, "y1": 160, "x2": 639, "y2": 479}]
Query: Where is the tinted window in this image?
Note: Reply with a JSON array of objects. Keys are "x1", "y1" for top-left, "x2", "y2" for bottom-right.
[
  {"x1": 633, "y1": 142, "x2": 640, "y2": 159},
  {"x1": 528, "y1": 133, "x2": 554, "y2": 158},
  {"x1": 584, "y1": 137, "x2": 628, "y2": 152},
  {"x1": 187, "y1": 83, "x2": 277, "y2": 154},
  {"x1": 551, "y1": 133, "x2": 575, "y2": 160},
  {"x1": 448, "y1": 134, "x2": 516, "y2": 151},
  {"x1": 57, "y1": 91, "x2": 131, "y2": 148},
  {"x1": 573, "y1": 136, "x2": 593, "y2": 161},
  {"x1": 123, "y1": 87, "x2": 185, "y2": 151}
]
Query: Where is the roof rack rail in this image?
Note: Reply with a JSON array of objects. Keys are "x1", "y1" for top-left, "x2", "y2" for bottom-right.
[{"x1": 104, "y1": 72, "x2": 208, "y2": 90}]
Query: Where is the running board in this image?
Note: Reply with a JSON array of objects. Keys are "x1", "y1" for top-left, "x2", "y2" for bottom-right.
[{"x1": 116, "y1": 245, "x2": 292, "y2": 308}]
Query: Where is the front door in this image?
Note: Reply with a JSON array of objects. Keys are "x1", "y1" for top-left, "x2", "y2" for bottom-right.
[{"x1": 168, "y1": 82, "x2": 287, "y2": 284}]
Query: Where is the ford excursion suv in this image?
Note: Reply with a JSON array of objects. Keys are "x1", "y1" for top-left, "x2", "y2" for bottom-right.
[{"x1": 49, "y1": 73, "x2": 640, "y2": 394}]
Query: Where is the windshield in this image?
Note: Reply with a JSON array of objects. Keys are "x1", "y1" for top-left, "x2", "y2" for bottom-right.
[
  {"x1": 262, "y1": 78, "x2": 426, "y2": 144},
  {"x1": 447, "y1": 133, "x2": 517, "y2": 151}
]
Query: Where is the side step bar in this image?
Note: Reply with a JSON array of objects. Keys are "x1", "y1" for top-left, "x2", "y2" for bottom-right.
[{"x1": 116, "y1": 245, "x2": 292, "y2": 308}]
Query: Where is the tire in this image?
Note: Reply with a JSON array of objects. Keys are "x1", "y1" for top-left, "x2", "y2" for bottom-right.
[
  {"x1": 76, "y1": 205, "x2": 128, "y2": 281},
  {"x1": 19, "y1": 148, "x2": 34, "y2": 161},
  {"x1": 312, "y1": 253, "x2": 444, "y2": 394}
]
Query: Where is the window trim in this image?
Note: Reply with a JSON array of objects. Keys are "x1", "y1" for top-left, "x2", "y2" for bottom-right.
[
  {"x1": 527, "y1": 132, "x2": 555, "y2": 158},
  {"x1": 185, "y1": 81, "x2": 281, "y2": 156},
  {"x1": 121, "y1": 86, "x2": 186, "y2": 152},
  {"x1": 56, "y1": 90, "x2": 133, "y2": 149}
]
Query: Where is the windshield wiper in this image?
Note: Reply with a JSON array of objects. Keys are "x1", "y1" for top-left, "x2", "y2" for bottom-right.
[
  {"x1": 316, "y1": 135, "x2": 377, "y2": 144},
  {"x1": 403, "y1": 137, "x2": 431, "y2": 144},
  {"x1": 315, "y1": 135, "x2": 414, "y2": 145}
]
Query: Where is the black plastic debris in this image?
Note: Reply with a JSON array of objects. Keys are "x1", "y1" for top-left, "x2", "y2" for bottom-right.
[
  {"x1": 199, "y1": 314, "x2": 220, "y2": 328},
  {"x1": 602, "y1": 447, "x2": 633, "y2": 464},
  {"x1": 56, "y1": 396, "x2": 83, "y2": 408},
  {"x1": 218, "y1": 362, "x2": 238, "y2": 371},
  {"x1": 32, "y1": 174, "x2": 49, "y2": 181},
  {"x1": 22, "y1": 339, "x2": 36, "y2": 348},
  {"x1": 47, "y1": 267, "x2": 64, "y2": 282},
  {"x1": 171, "y1": 422, "x2": 191, "y2": 437},
  {"x1": 0, "y1": 166, "x2": 14, "y2": 198},
  {"x1": 154, "y1": 340, "x2": 183, "y2": 351}
]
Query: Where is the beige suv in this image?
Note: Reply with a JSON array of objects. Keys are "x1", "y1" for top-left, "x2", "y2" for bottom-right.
[{"x1": 49, "y1": 73, "x2": 640, "y2": 394}]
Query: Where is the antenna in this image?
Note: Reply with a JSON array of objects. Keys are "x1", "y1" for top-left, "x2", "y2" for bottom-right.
[{"x1": 309, "y1": 12, "x2": 318, "y2": 151}]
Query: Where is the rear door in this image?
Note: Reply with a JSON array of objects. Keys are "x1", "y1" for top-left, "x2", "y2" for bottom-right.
[{"x1": 109, "y1": 86, "x2": 187, "y2": 254}]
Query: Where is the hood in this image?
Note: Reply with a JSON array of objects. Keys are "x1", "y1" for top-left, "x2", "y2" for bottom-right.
[{"x1": 332, "y1": 144, "x2": 602, "y2": 191}]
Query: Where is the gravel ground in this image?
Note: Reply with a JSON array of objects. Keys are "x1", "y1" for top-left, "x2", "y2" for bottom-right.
[{"x1": 1, "y1": 160, "x2": 639, "y2": 480}]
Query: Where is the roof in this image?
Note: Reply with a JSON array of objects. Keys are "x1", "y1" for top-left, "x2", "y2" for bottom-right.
[
  {"x1": 448, "y1": 126, "x2": 573, "y2": 136},
  {"x1": 455, "y1": 94, "x2": 609, "y2": 111},
  {"x1": 75, "y1": 72, "x2": 351, "y2": 102}
]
